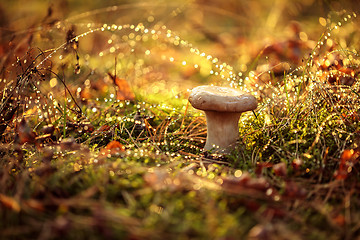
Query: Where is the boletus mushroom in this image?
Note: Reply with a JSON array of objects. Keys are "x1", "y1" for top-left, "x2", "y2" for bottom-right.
[{"x1": 188, "y1": 85, "x2": 257, "y2": 153}]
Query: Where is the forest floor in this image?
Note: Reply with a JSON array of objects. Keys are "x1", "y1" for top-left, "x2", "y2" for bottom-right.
[{"x1": 1, "y1": 1, "x2": 360, "y2": 239}]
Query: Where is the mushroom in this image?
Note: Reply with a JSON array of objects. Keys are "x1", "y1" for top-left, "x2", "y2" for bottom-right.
[{"x1": 188, "y1": 85, "x2": 257, "y2": 153}]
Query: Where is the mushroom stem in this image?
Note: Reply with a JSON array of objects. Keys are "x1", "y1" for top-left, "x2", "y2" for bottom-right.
[{"x1": 204, "y1": 111, "x2": 241, "y2": 152}]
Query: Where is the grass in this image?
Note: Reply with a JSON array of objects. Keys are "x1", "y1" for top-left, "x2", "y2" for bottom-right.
[{"x1": 1, "y1": 1, "x2": 360, "y2": 239}]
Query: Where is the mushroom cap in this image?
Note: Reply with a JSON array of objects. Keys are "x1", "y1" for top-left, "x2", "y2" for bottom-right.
[{"x1": 188, "y1": 85, "x2": 257, "y2": 112}]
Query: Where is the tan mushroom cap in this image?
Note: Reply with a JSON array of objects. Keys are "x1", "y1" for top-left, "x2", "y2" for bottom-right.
[{"x1": 188, "y1": 85, "x2": 257, "y2": 112}]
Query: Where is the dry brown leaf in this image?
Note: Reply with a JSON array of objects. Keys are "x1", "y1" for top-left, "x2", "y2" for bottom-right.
[
  {"x1": 334, "y1": 148, "x2": 360, "y2": 180},
  {"x1": 273, "y1": 162, "x2": 287, "y2": 177},
  {"x1": 108, "y1": 73, "x2": 135, "y2": 101},
  {"x1": 0, "y1": 194, "x2": 21, "y2": 212},
  {"x1": 23, "y1": 199, "x2": 45, "y2": 212},
  {"x1": 17, "y1": 118, "x2": 36, "y2": 144}
]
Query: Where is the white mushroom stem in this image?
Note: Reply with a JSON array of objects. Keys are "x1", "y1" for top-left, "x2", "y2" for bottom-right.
[
  {"x1": 203, "y1": 110, "x2": 241, "y2": 151},
  {"x1": 188, "y1": 85, "x2": 257, "y2": 153}
]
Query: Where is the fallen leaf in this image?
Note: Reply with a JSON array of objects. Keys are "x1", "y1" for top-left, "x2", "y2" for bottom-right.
[
  {"x1": 255, "y1": 162, "x2": 273, "y2": 176},
  {"x1": 23, "y1": 199, "x2": 45, "y2": 212},
  {"x1": 60, "y1": 138, "x2": 80, "y2": 151},
  {"x1": 0, "y1": 194, "x2": 20, "y2": 212},
  {"x1": 99, "y1": 140, "x2": 125, "y2": 157},
  {"x1": 98, "y1": 124, "x2": 111, "y2": 132},
  {"x1": 17, "y1": 118, "x2": 36, "y2": 144},
  {"x1": 273, "y1": 162, "x2": 287, "y2": 177},
  {"x1": 332, "y1": 213, "x2": 346, "y2": 227},
  {"x1": 334, "y1": 148, "x2": 360, "y2": 180},
  {"x1": 247, "y1": 224, "x2": 271, "y2": 240},
  {"x1": 105, "y1": 140, "x2": 125, "y2": 151},
  {"x1": 108, "y1": 73, "x2": 135, "y2": 101},
  {"x1": 291, "y1": 158, "x2": 303, "y2": 170},
  {"x1": 73, "y1": 162, "x2": 82, "y2": 172}
]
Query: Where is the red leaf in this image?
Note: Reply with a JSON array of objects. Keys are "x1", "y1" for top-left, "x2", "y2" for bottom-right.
[
  {"x1": 17, "y1": 118, "x2": 36, "y2": 144},
  {"x1": 273, "y1": 162, "x2": 287, "y2": 177},
  {"x1": 291, "y1": 158, "x2": 303, "y2": 171},
  {"x1": 334, "y1": 149, "x2": 360, "y2": 180},
  {"x1": 99, "y1": 140, "x2": 125, "y2": 157},
  {"x1": 333, "y1": 214, "x2": 346, "y2": 227},
  {"x1": 255, "y1": 162, "x2": 273, "y2": 175}
]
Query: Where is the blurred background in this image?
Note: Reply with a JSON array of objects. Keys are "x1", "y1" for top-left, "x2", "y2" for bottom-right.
[{"x1": 1, "y1": 0, "x2": 359, "y2": 98}]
